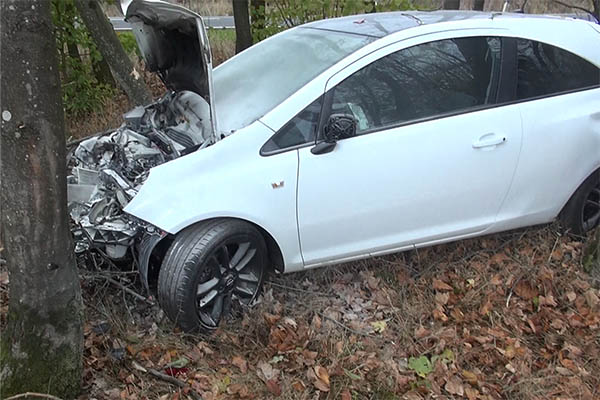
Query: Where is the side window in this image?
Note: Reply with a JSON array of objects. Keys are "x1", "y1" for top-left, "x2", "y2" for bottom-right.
[
  {"x1": 330, "y1": 36, "x2": 502, "y2": 135},
  {"x1": 516, "y1": 39, "x2": 600, "y2": 100},
  {"x1": 261, "y1": 96, "x2": 323, "y2": 154}
]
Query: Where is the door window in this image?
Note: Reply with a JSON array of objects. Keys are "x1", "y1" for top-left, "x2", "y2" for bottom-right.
[
  {"x1": 261, "y1": 96, "x2": 323, "y2": 154},
  {"x1": 516, "y1": 39, "x2": 600, "y2": 100},
  {"x1": 330, "y1": 36, "x2": 502, "y2": 135}
]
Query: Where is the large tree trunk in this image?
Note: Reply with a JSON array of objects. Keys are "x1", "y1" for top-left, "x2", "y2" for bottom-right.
[
  {"x1": 0, "y1": 0, "x2": 83, "y2": 397},
  {"x1": 75, "y1": 0, "x2": 152, "y2": 105},
  {"x1": 233, "y1": 0, "x2": 252, "y2": 53},
  {"x1": 473, "y1": 0, "x2": 485, "y2": 11},
  {"x1": 443, "y1": 0, "x2": 461, "y2": 9}
]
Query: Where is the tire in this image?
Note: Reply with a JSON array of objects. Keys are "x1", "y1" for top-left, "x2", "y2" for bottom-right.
[
  {"x1": 158, "y1": 219, "x2": 267, "y2": 332},
  {"x1": 561, "y1": 169, "x2": 600, "y2": 237}
]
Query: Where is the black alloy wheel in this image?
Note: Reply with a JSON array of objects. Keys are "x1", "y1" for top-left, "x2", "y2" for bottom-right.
[
  {"x1": 195, "y1": 239, "x2": 263, "y2": 328},
  {"x1": 581, "y1": 181, "x2": 600, "y2": 233},
  {"x1": 561, "y1": 170, "x2": 600, "y2": 237},
  {"x1": 158, "y1": 220, "x2": 267, "y2": 332}
]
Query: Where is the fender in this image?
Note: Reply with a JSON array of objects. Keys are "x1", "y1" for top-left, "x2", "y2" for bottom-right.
[{"x1": 124, "y1": 121, "x2": 305, "y2": 273}]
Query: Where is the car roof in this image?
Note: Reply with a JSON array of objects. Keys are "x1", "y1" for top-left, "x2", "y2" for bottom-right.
[{"x1": 301, "y1": 10, "x2": 594, "y2": 38}]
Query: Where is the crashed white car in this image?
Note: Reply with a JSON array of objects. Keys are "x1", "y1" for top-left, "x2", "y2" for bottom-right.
[{"x1": 68, "y1": 0, "x2": 600, "y2": 331}]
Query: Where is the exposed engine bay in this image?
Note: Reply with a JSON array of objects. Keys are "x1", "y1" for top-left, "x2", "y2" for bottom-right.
[{"x1": 67, "y1": 90, "x2": 212, "y2": 261}]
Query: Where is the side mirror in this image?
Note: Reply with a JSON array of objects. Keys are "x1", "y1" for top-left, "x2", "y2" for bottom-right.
[{"x1": 323, "y1": 114, "x2": 357, "y2": 143}]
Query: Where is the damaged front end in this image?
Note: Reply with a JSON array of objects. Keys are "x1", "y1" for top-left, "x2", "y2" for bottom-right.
[
  {"x1": 68, "y1": 90, "x2": 212, "y2": 277},
  {"x1": 67, "y1": 0, "x2": 217, "y2": 289}
]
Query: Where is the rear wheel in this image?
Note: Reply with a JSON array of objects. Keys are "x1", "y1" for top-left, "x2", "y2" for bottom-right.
[
  {"x1": 158, "y1": 220, "x2": 267, "y2": 332},
  {"x1": 561, "y1": 170, "x2": 600, "y2": 236}
]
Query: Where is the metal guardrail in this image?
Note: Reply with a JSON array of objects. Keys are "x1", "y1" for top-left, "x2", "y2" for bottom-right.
[{"x1": 109, "y1": 16, "x2": 234, "y2": 30}]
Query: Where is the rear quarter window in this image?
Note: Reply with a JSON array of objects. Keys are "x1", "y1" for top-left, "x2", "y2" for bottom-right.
[{"x1": 516, "y1": 39, "x2": 600, "y2": 100}]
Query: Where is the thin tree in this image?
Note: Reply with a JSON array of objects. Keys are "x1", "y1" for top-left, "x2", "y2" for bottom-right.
[
  {"x1": 443, "y1": 0, "x2": 461, "y2": 9},
  {"x1": 554, "y1": 0, "x2": 600, "y2": 21},
  {"x1": 233, "y1": 0, "x2": 253, "y2": 53},
  {"x1": 75, "y1": 0, "x2": 152, "y2": 105},
  {"x1": 0, "y1": 0, "x2": 83, "y2": 397}
]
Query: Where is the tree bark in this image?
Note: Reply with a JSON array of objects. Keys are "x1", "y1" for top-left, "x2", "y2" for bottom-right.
[
  {"x1": 0, "y1": 0, "x2": 83, "y2": 397},
  {"x1": 443, "y1": 0, "x2": 461, "y2": 9},
  {"x1": 233, "y1": 0, "x2": 252, "y2": 53},
  {"x1": 473, "y1": 0, "x2": 485, "y2": 11},
  {"x1": 74, "y1": 0, "x2": 151, "y2": 105}
]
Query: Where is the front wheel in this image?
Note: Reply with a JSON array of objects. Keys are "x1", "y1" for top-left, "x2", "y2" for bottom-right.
[
  {"x1": 561, "y1": 170, "x2": 600, "y2": 236},
  {"x1": 158, "y1": 220, "x2": 267, "y2": 332}
]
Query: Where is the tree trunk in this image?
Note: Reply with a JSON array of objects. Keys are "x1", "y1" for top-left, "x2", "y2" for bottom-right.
[
  {"x1": 0, "y1": 0, "x2": 83, "y2": 397},
  {"x1": 473, "y1": 0, "x2": 485, "y2": 11},
  {"x1": 233, "y1": 0, "x2": 252, "y2": 53},
  {"x1": 74, "y1": 0, "x2": 151, "y2": 105},
  {"x1": 443, "y1": 0, "x2": 461, "y2": 9},
  {"x1": 93, "y1": 56, "x2": 116, "y2": 86}
]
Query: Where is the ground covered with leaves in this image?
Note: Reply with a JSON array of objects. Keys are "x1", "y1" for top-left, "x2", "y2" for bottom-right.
[{"x1": 12, "y1": 225, "x2": 580, "y2": 400}]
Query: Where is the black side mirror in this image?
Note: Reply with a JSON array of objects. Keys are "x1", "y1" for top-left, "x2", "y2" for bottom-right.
[{"x1": 323, "y1": 114, "x2": 357, "y2": 143}]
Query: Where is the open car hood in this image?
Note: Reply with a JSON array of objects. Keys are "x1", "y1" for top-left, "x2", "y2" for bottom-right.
[{"x1": 122, "y1": 0, "x2": 218, "y2": 136}]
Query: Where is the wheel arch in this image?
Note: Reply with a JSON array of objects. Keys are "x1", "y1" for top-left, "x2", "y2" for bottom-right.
[
  {"x1": 142, "y1": 217, "x2": 285, "y2": 292},
  {"x1": 558, "y1": 166, "x2": 600, "y2": 218}
]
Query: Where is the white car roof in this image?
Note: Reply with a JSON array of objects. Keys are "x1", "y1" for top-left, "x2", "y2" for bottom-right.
[{"x1": 302, "y1": 10, "x2": 598, "y2": 38}]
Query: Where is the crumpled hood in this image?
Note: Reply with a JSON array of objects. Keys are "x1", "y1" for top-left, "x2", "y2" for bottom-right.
[{"x1": 123, "y1": 0, "x2": 213, "y2": 102}]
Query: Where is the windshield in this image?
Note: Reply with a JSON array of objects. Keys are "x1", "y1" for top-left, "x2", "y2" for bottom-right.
[{"x1": 212, "y1": 27, "x2": 375, "y2": 133}]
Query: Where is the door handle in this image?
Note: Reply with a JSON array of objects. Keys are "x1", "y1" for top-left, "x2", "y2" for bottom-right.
[{"x1": 472, "y1": 134, "x2": 506, "y2": 149}]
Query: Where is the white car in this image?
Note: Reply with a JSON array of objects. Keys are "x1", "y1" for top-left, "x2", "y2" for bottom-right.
[{"x1": 69, "y1": 0, "x2": 600, "y2": 331}]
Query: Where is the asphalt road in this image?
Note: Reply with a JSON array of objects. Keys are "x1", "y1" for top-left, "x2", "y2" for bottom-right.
[{"x1": 109, "y1": 16, "x2": 234, "y2": 30}]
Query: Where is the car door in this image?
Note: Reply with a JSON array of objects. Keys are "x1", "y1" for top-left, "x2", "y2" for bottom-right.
[{"x1": 297, "y1": 34, "x2": 524, "y2": 267}]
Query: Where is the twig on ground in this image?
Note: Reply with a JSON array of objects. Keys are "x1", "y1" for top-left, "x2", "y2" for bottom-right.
[
  {"x1": 317, "y1": 312, "x2": 373, "y2": 337},
  {"x1": 105, "y1": 277, "x2": 154, "y2": 305},
  {"x1": 267, "y1": 281, "x2": 333, "y2": 296},
  {"x1": 133, "y1": 361, "x2": 203, "y2": 400},
  {"x1": 5, "y1": 393, "x2": 63, "y2": 400}
]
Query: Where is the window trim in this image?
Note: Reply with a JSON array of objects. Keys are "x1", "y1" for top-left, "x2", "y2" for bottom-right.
[
  {"x1": 510, "y1": 37, "x2": 600, "y2": 103},
  {"x1": 317, "y1": 35, "x2": 506, "y2": 141},
  {"x1": 260, "y1": 34, "x2": 600, "y2": 154},
  {"x1": 259, "y1": 95, "x2": 325, "y2": 156}
]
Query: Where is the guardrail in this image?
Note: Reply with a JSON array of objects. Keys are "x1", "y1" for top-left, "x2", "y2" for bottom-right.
[{"x1": 109, "y1": 16, "x2": 234, "y2": 30}]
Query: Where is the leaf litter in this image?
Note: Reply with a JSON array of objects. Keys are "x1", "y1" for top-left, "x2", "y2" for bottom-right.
[{"x1": 2, "y1": 225, "x2": 599, "y2": 399}]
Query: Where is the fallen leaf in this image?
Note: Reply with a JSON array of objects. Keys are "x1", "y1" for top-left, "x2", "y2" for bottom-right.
[
  {"x1": 283, "y1": 317, "x2": 297, "y2": 328},
  {"x1": 340, "y1": 389, "x2": 352, "y2": 400},
  {"x1": 444, "y1": 375, "x2": 464, "y2": 396},
  {"x1": 514, "y1": 280, "x2": 538, "y2": 300},
  {"x1": 505, "y1": 363, "x2": 516, "y2": 374},
  {"x1": 584, "y1": 289, "x2": 599, "y2": 309},
  {"x1": 314, "y1": 378, "x2": 329, "y2": 392},
  {"x1": 370, "y1": 320, "x2": 387, "y2": 333},
  {"x1": 435, "y1": 292, "x2": 450, "y2": 305},
  {"x1": 490, "y1": 274, "x2": 502, "y2": 285},
  {"x1": 263, "y1": 313, "x2": 280, "y2": 326},
  {"x1": 433, "y1": 279, "x2": 453, "y2": 291},
  {"x1": 462, "y1": 370, "x2": 477, "y2": 385},
  {"x1": 433, "y1": 309, "x2": 448, "y2": 322},
  {"x1": 231, "y1": 356, "x2": 247, "y2": 373},
  {"x1": 414, "y1": 325, "x2": 430, "y2": 339},
  {"x1": 314, "y1": 366, "x2": 330, "y2": 385},
  {"x1": 408, "y1": 356, "x2": 432, "y2": 377},
  {"x1": 479, "y1": 298, "x2": 493, "y2": 315},
  {"x1": 291, "y1": 380, "x2": 305, "y2": 392},
  {"x1": 266, "y1": 378, "x2": 281, "y2": 396},
  {"x1": 257, "y1": 360, "x2": 279, "y2": 382}
]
